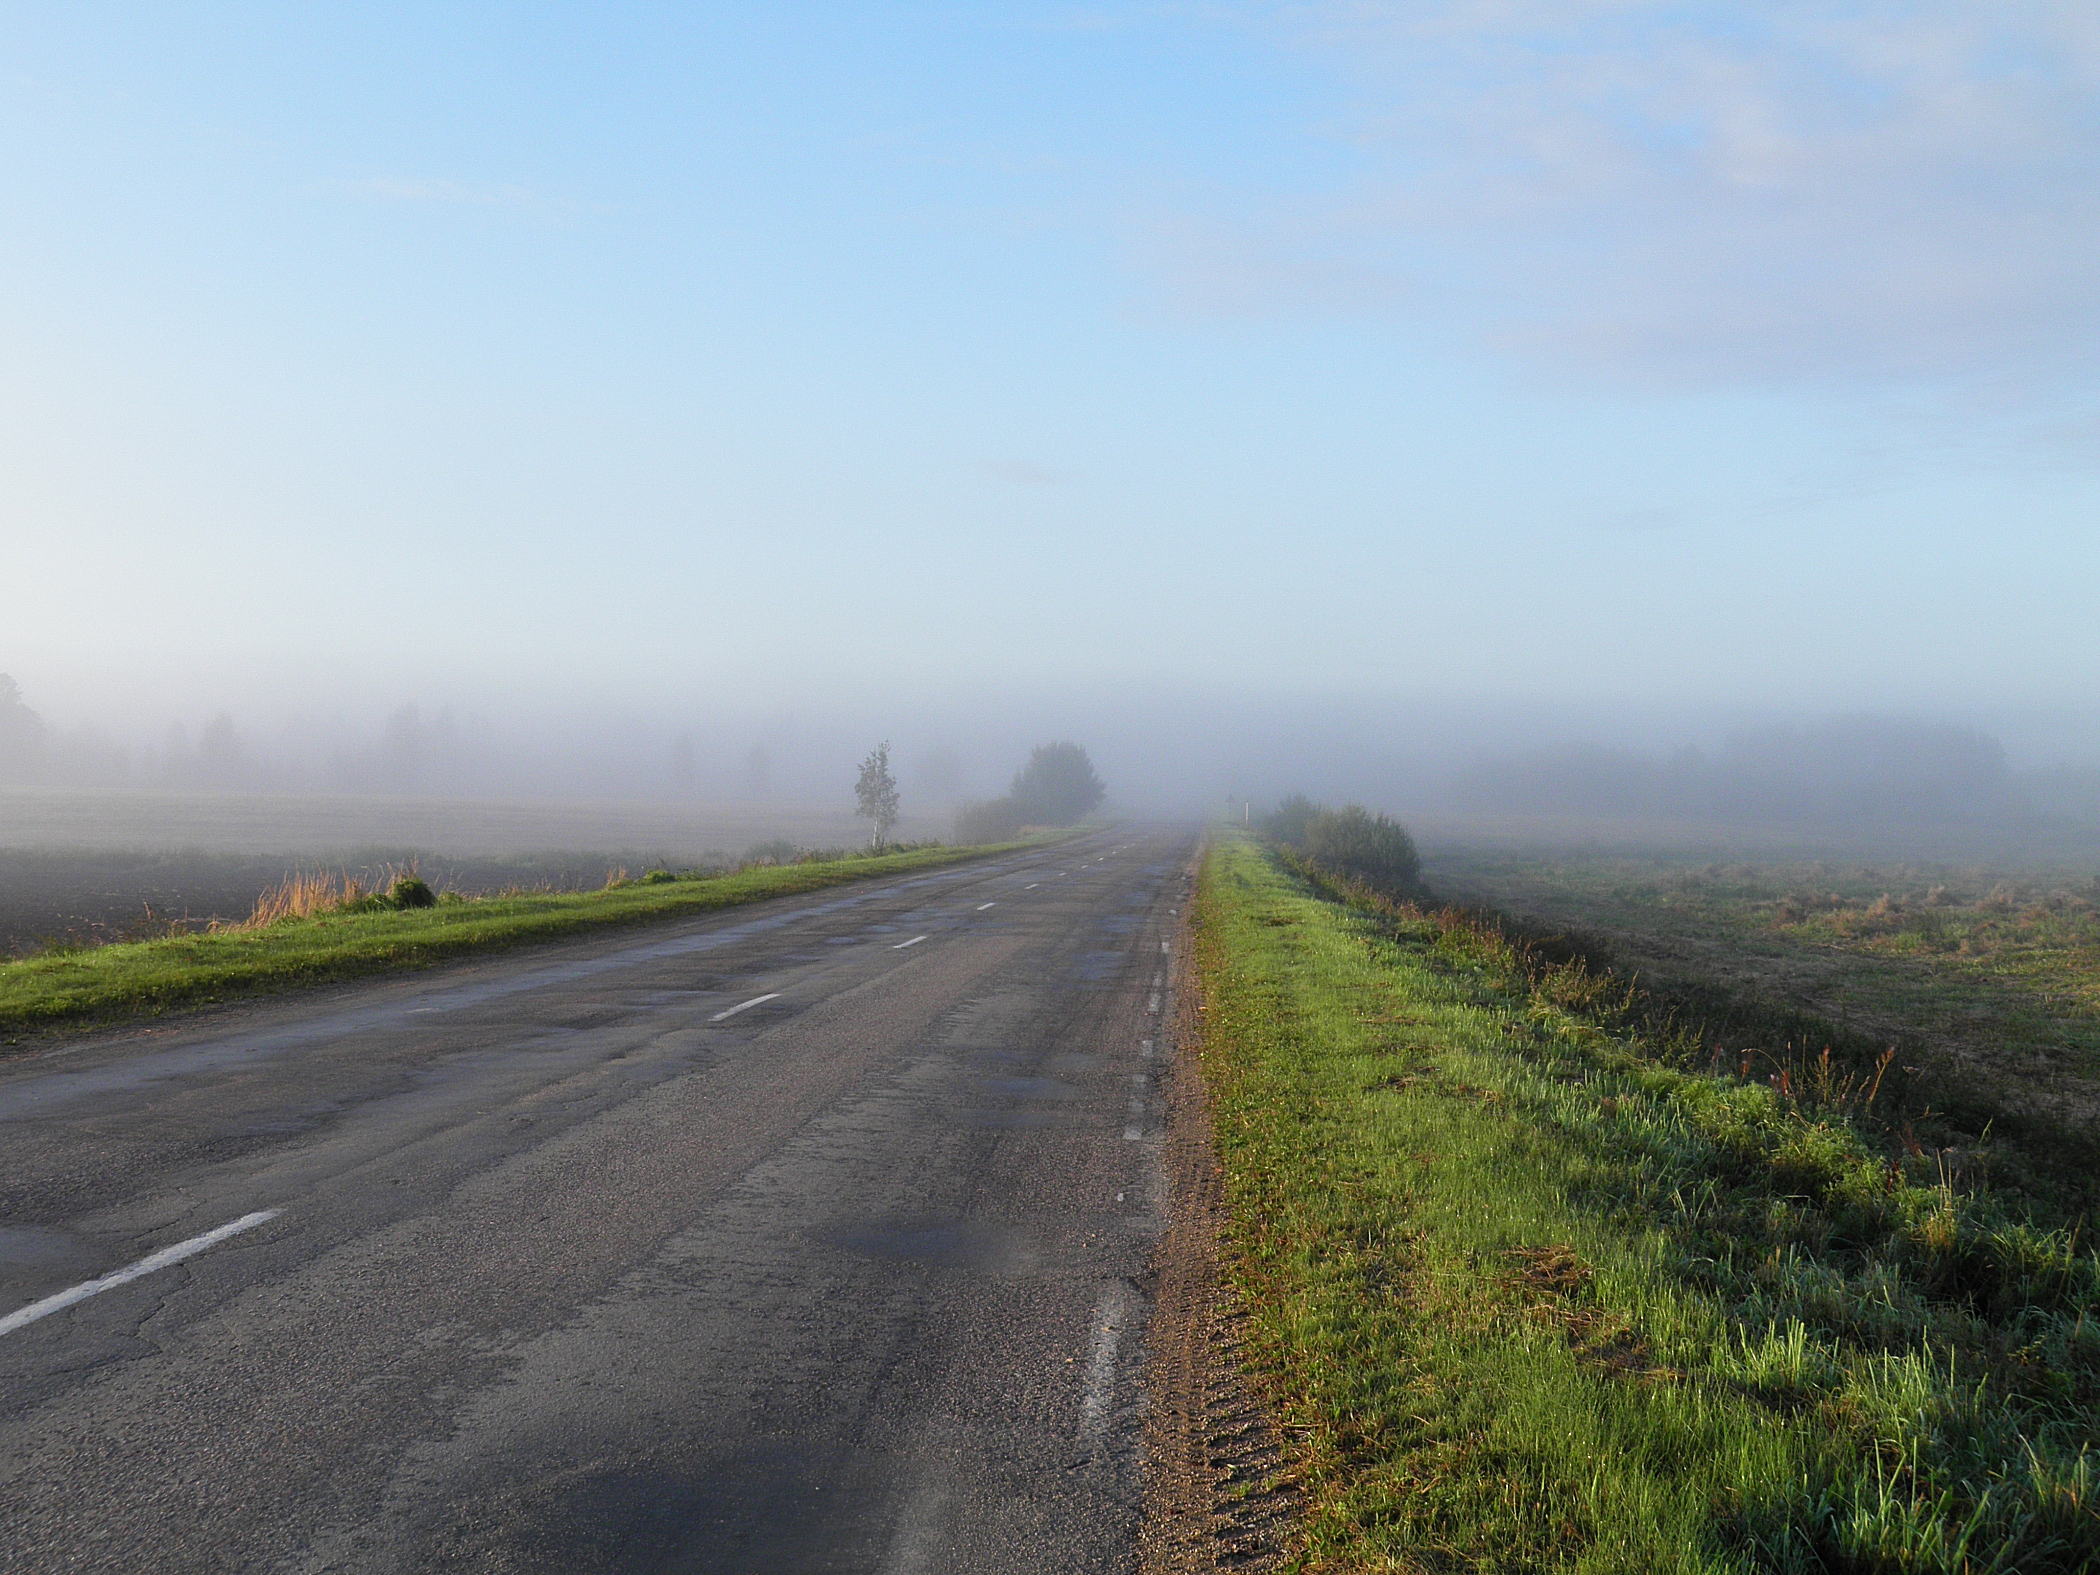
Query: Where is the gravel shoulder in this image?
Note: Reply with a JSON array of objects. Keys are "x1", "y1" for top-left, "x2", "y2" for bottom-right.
[{"x1": 1140, "y1": 845, "x2": 1295, "y2": 1575}]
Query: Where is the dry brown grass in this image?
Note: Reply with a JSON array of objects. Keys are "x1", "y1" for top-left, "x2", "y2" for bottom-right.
[
  {"x1": 239, "y1": 872, "x2": 361, "y2": 929},
  {"x1": 236, "y1": 863, "x2": 422, "y2": 929}
]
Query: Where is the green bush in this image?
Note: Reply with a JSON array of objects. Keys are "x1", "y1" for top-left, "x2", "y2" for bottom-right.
[
  {"x1": 1263, "y1": 797, "x2": 1420, "y2": 890},
  {"x1": 1263, "y1": 792, "x2": 1319, "y2": 846},
  {"x1": 389, "y1": 876, "x2": 438, "y2": 909}
]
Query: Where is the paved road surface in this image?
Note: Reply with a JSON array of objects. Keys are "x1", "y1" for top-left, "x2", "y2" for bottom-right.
[{"x1": 0, "y1": 826, "x2": 1193, "y2": 1573}]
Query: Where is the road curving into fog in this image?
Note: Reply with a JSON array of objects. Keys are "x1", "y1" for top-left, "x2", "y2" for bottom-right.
[{"x1": 0, "y1": 825, "x2": 1194, "y2": 1573}]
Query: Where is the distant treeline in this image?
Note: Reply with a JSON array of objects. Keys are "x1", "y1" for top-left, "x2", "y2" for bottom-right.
[
  {"x1": 1262, "y1": 795, "x2": 1421, "y2": 890},
  {"x1": 1453, "y1": 715, "x2": 2100, "y2": 832}
]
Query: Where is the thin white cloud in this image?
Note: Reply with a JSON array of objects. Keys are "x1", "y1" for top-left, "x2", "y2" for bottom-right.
[{"x1": 1165, "y1": 2, "x2": 2100, "y2": 390}]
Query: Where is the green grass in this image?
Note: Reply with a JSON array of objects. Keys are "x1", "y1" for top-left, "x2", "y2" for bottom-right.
[
  {"x1": 1196, "y1": 835, "x2": 2100, "y2": 1572},
  {"x1": 0, "y1": 840, "x2": 1033, "y2": 1042}
]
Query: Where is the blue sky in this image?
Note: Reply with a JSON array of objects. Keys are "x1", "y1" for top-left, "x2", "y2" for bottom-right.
[{"x1": 4, "y1": 2, "x2": 2097, "y2": 746}]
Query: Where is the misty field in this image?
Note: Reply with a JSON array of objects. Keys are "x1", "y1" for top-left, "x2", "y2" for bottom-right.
[{"x1": 1198, "y1": 836, "x2": 2100, "y2": 1572}]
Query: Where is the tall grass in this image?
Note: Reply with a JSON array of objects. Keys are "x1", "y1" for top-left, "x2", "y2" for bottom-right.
[
  {"x1": 240, "y1": 870, "x2": 377, "y2": 928},
  {"x1": 1197, "y1": 835, "x2": 2100, "y2": 1571},
  {"x1": 237, "y1": 866, "x2": 437, "y2": 928}
]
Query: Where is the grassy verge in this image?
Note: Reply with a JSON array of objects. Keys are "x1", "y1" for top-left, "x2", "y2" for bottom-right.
[
  {"x1": 0, "y1": 840, "x2": 1034, "y2": 1042},
  {"x1": 1195, "y1": 834, "x2": 2100, "y2": 1572}
]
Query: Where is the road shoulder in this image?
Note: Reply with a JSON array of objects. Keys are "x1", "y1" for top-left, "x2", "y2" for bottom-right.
[{"x1": 1139, "y1": 844, "x2": 1295, "y2": 1574}]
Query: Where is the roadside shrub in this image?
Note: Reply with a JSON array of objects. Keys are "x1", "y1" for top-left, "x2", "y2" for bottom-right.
[
  {"x1": 839, "y1": 839, "x2": 935, "y2": 859},
  {"x1": 1302, "y1": 806, "x2": 1419, "y2": 894},
  {"x1": 639, "y1": 869, "x2": 677, "y2": 885},
  {"x1": 1266, "y1": 798, "x2": 1421, "y2": 891},
  {"x1": 954, "y1": 797, "x2": 1025, "y2": 844},
  {"x1": 1262, "y1": 793, "x2": 1318, "y2": 846},
  {"x1": 389, "y1": 875, "x2": 437, "y2": 909},
  {"x1": 744, "y1": 838, "x2": 800, "y2": 866}
]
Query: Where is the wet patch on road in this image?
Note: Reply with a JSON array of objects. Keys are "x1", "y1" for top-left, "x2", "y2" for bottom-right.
[
  {"x1": 825, "y1": 1219, "x2": 1041, "y2": 1274},
  {"x1": 955, "y1": 1108, "x2": 1082, "y2": 1129},
  {"x1": 974, "y1": 1076, "x2": 1082, "y2": 1101},
  {"x1": 425, "y1": 1441, "x2": 909, "y2": 1573}
]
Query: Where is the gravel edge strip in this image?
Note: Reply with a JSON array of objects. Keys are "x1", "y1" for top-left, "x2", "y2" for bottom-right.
[{"x1": 1139, "y1": 843, "x2": 1296, "y2": 1575}]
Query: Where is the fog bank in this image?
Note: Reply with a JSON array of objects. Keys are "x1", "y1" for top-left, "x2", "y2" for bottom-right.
[{"x1": 5, "y1": 672, "x2": 2099, "y2": 862}]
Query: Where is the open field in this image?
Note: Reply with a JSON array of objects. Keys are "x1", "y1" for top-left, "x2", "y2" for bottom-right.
[
  {"x1": 0, "y1": 839, "x2": 1028, "y2": 1043},
  {"x1": 1193, "y1": 835, "x2": 2100, "y2": 1571},
  {"x1": 0, "y1": 786, "x2": 941, "y2": 853},
  {"x1": 0, "y1": 788, "x2": 955, "y2": 956},
  {"x1": 0, "y1": 848, "x2": 771, "y2": 957}
]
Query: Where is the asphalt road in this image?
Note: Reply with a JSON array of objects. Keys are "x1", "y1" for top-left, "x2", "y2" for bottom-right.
[{"x1": 0, "y1": 826, "x2": 1194, "y2": 1573}]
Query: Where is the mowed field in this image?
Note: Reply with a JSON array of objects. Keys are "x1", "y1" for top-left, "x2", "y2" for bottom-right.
[{"x1": 0, "y1": 788, "x2": 948, "y2": 956}]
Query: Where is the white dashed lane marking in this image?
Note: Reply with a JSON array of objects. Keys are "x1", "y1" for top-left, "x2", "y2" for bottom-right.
[
  {"x1": 1, "y1": 1210, "x2": 281, "y2": 1338},
  {"x1": 711, "y1": 992, "x2": 780, "y2": 1022}
]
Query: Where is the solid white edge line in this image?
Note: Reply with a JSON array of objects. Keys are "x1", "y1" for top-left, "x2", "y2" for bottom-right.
[
  {"x1": 0, "y1": 1209, "x2": 281, "y2": 1338},
  {"x1": 1080, "y1": 1281, "x2": 1137, "y2": 1442},
  {"x1": 710, "y1": 991, "x2": 780, "y2": 1022},
  {"x1": 892, "y1": 935, "x2": 928, "y2": 949}
]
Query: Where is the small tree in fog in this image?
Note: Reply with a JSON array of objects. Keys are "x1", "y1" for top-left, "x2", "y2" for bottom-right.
[
  {"x1": 855, "y1": 741, "x2": 901, "y2": 848},
  {"x1": 0, "y1": 674, "x2": 46, "y2": 772},
  {"x1": 1010, "y1": 741, "x2": 1105, "y2": 826}
]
